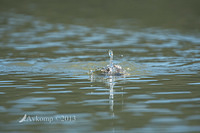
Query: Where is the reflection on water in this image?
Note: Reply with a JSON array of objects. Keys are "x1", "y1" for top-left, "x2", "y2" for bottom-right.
[{"x1": 0, "y1": 4, "x2": 200, "y2": 133}]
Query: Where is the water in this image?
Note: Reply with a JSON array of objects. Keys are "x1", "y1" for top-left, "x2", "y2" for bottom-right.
[{"x1": 0, "y1": 1, "x2": 200, "y2": 133}]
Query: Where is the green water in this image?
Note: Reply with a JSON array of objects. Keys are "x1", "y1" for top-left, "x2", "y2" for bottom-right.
[{"x1": 0, "y1": 1, "x2": 200, "y2": 133}]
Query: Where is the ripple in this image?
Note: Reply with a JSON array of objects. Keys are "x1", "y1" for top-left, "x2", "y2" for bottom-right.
[
  {"x1": 129, "y1": 94, "x2": 155, "y2": 99},
  {"x1": 149, "y1": 83, "x2": 163, "y2": 85},
  {"x1": 0, "y1": 82, "x2": 14, "y2": 85},
  {"x1": 168, "y1": 125, "x2": 200, "y2": 132},
  {"x1": 86, "y1": 92, "x2": 110, "y2": 95},
  {"x1": 29, "y1": 80, "x2": 44, "y2": 82},
  {"x1": 0, "y1": 106, "x2": 6, "y2": 112},
  {"x1": 32, "y1": 91, "x2": 46, "y2": 94},
  {"x1": 125, "y1": 103, "x2": 181, "y2": 114},
  {"x1": 152, "y1": 91, "x2": 191, "y2": 95},
  {"x1": 124, "y1": 87, "x2": 140, "y2": 89},
  {"x1": 48, "y1": 90, "x2": 72, "y2": 93},
  {"x1": 16, "y1": 86, "x2": 44, "y2": 89},
  {"x1": 0, "y1": 92, "x2": 5, "y2": 94},
  {"x1": 128, "y1": 79, "x2": 158, "y2": 82},
  {"x1": 47, "y1": 84, "x2": 71, "y2": 86},
  {"x1": 186, "y1": 115, "x2": 200, "y2": 120},
  {"x1": 145, "y1": 98, "x2": 200, "y2": 104},
  {"x1": 188, "y1": 82, "x2": 200, "y2": 85},
  {"x1": 48, "y1": 87, "x2": 66, "y2": 90},
  {"x1": 9, "y1": 97, "x2": 57, "y2": 105},
  {"x1": 96, "y1": 88, "x2": 110, "y2": 91},
  {"x1": 0, "y1": 85, "x2": 15, "y2": 88},
  {"x1": 80, "y1": 87, "x2": 104, "y2": 90},
  {"x1": 86, "y1": 91, "x2": 126, "y2": 95},
  {"x1": 0, "y1": 80, "x2": 15, "y2": 83},
  {"x1": 83, "y1": 99, "x2": 109, "y2": 105},
  {"x1": 151, "y1": 117, "x2": 182, "y2": 123}
]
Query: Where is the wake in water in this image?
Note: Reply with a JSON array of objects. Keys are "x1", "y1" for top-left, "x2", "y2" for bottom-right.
[{"x1": 91, "y1": 50, "x2": 127, "y2": 76}]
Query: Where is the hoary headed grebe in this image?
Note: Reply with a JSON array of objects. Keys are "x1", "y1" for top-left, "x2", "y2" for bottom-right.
[{"x1": 92, "y1": 50, "x2": 126, "y2": 76}]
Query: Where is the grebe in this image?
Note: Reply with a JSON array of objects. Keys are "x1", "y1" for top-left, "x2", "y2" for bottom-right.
[{"x1": 92, "y1": 50, "x2": 126, "y2": 76}]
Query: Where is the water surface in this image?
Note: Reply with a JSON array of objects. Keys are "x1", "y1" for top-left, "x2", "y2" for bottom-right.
[{"x1": 0, "y1": 1, "x2": 200, "y2": 133}]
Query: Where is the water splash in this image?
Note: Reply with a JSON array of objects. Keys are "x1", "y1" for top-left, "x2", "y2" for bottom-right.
[
  {"x1": 109, "y1": 50, "x2": 113, "y2": 67},
  {"x1": 91, "y1": 50, "x2": 127, "y2": 76},
  {"x1": 108, "y1": 50, "x2": 114, "y2": 74}
]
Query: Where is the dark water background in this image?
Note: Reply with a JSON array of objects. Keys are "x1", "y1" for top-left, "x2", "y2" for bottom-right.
[{"x1": 0, "y1": 0, "x2": 200, "y2": 132}]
